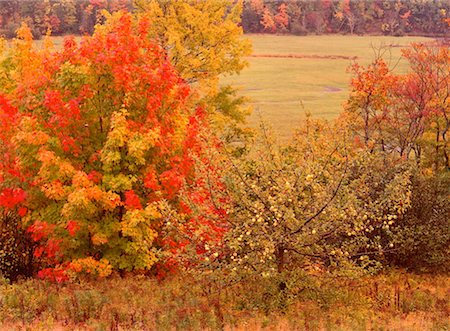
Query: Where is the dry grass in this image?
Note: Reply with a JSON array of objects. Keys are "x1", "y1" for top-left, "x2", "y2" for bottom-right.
[{"x1": 0, "y1": 271, "x2": 448, "y2": 330}]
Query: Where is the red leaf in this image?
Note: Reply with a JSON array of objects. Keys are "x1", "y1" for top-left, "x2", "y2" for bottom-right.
[{"x1": 124, "y1": 190, "x2": 142, "y2": 210}]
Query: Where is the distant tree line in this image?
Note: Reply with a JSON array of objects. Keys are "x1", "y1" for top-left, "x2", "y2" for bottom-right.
[
  {"x1": 0, "y1": 0, "x2": 449, "y2": 39},
  {"x1": 0, "y1": 0, "x2": 132, "y2": 39},
  {"x1": 242, "y1": 0, "x2": 450, "y2": 36}
]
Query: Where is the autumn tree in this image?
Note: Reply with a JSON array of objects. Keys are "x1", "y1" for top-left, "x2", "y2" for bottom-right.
[
  {"x1": 51, "y1": 0, "x2": 78, "y2": 34},
  {"x1": 345, "y1": 43, "x2": 449, "y2": 170},
  {"x1": 242, "y1": 0, "x2": 265, "y2": 32},
  {"x1": 260, "y1": 7, "x2": 276, "y2": 33},
  {"x1": 274, "y1": 3, "x2": 289, "y2": 32},
  {"x1": 133, "y1": 0, "x2": 252, "y2": 141},
  {"x1": 165, "y1": 117, "x2": 413, "y2": 284},
  {"x1": 345, "y1": 55, "x2": 398, "y2": 151},
  {"x1": 402, "y1": 43, "x2": 450, "y2": 170},
  {"x1": 0, "y1": 12, "x2": 224, "y2": 280}
]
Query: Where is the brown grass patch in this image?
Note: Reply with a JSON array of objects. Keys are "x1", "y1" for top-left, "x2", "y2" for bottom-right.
[{"x1": 249, "y1": 53, "x2": 358, "y2": 60}]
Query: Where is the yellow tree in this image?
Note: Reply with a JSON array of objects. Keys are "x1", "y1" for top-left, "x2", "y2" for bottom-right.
[
  {"x1": 261, "y1": 7, "x2": 276, "y2": 33},
  {"x1": 133, "y1": 0, "x2": 252, "y2": 140}
]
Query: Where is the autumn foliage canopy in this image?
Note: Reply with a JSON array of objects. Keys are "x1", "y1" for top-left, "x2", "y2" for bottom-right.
[{"x1": 0, "y1": 12, "x2": 225, "y2": 281}]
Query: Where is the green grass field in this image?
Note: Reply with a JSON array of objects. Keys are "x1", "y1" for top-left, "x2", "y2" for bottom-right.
[{"x1": 222, "y1": 34, "x2": 432, "y2": 137}]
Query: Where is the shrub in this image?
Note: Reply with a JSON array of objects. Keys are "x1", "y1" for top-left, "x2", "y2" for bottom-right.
[
  {"x1": 0, "y1": 22, "x2": 20, "y2": 39},
  {"x1": 0, "y1": 212, "x2": 34, "y2": 282},
  {"x1": 386, "y1": 173, "x2": 450, "y2": 272},
  {"x1": 290, "y1": 21, "x2": 308, "y2": 35}
]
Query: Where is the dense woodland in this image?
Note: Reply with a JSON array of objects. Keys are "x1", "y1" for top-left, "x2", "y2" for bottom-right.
[
  {"x1": 0, "y1": 0, "x2": 450, "y2": 39},
  {"x1": 0, "y1": 1, "x2": 448, "y2": 329},
  {"x1": 0, "y1": 0, "x2": 132, "y2": 38},
  {"x1": 242, "y1": 0, "x2": 450, "y2": 36}
]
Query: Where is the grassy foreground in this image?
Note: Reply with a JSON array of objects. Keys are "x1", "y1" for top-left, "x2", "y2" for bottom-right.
[
  {"x1": 222, "y1": 34, "x2": 431, "y2": 138},
  {"x1": 0, "y1": 271, "x2": 448, "y2": 330}
]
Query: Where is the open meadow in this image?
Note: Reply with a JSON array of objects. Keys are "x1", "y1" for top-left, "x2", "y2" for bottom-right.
[{"x1": 222, "y1": 34, "x2": 432, "y2": 138}]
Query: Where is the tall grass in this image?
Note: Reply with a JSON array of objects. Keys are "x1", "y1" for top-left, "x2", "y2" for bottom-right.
[{"x1": 0, "y1": 271, "x2": 448, "y2": 330}]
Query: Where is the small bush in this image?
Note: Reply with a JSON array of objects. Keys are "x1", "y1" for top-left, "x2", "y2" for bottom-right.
[
  {"x1": 290, "y1": 21, "x2": 308, "y2": 35},
  {"x1": 0, "y1": 212, "x2": 34, "y2": 282},
  {"x1": 0, "y1": 22, "x2": 20, "y2": 39},
  {"x1": 387, "y1": 173, "x2": 450, "y2": 272}
]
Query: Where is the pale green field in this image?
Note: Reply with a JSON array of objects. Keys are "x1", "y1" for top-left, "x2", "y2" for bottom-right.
[{"x1": 222, "y1": 34, "x2": 432, "y2": 137}]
